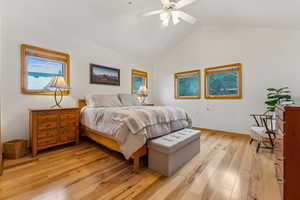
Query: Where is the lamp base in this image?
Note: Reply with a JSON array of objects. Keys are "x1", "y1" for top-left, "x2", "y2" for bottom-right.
[
  {"x1": 139, "y1": 96, "x2": 147, "y2": 104},
  {"x1": 51, "y1": 88, "x2": 64, "y2": 108},
  {"x1": 50, "y1": 104, "x2": 63, "y2": 109}
]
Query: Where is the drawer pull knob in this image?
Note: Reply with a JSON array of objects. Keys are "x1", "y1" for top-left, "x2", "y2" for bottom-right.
[
  {"x1": 277, "y1": 179, "x2": 284, "y2": 184},
  {"x1": 277, "y1": 157, "x2": 285, "y2": 161}
]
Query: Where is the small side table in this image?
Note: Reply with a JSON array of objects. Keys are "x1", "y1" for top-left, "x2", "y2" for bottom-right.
[{"x1": 30, "y1": 107, "x2": 80, "y2": 157}]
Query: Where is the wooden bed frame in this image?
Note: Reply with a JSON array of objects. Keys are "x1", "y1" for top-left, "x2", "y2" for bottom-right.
[{"x1": 78, "y1": 99, "x2": 147, "y2": 170}]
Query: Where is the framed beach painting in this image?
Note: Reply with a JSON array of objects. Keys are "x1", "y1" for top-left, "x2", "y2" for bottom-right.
[
  {"x1": 90, "y1": 64, "x2": 120, "y2": 86},
  {"x1": 131, "y1": 69, "x2": 148, "y2": 96},
  {"x1": 21, "y1": 44, "x2": 70, "y2": 95},
  {"x1": 205, "y1": 63, "x2": 242, "y2": 99},
  {"x1": 174, "y1": 70, "x2": 201, "y2": 99}
]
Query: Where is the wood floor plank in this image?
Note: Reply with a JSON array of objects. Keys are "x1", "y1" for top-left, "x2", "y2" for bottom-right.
[{"x1": 0, "y1": 131, "x2": 281, "y2": 200}]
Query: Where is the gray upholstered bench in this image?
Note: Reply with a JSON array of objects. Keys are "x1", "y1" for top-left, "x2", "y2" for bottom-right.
[{"x1": 148, "y1": 128, "x2": 201, "y2": 176}]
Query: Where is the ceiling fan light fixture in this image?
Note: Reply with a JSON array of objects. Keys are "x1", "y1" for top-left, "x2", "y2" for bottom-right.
[
  {"x1": 160, "y1": 12, "x2": 170, "y2": 21},
  {"x1": 143, "y1": 0, "x2": 197, "y2": 26},
  {"x1": 172, "y1": 12, "x2": 180, "y2": 25},
  {"x1": 162, "y1": 18, "x2": 170, "y2": 26}
]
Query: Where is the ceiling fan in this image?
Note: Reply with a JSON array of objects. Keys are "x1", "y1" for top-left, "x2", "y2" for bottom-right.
[{"x1": 143, "y1": 0, "x2": 197, "y2": 26}]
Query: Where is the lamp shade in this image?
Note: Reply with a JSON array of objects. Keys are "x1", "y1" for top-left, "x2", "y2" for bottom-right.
[
  {"x1": 47, "y1": 76, "x2": 70, "y2": 90},
  {"x1": 138, "y1": 86, "x2": 148, "y2": 96}
]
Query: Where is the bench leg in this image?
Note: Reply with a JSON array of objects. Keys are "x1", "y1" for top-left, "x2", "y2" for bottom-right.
[{"x1": 131, "y1": 145, "x2": 147, "y2": 171}]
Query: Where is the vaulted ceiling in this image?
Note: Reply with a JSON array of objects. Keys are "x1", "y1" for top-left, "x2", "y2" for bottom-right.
[{"x1": 4, "y1": 0, "x2": 300, "y2": 61}]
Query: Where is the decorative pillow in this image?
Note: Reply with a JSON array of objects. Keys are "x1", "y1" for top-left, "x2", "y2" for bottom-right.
[
  {"x1": 86, "y1": 94, "x2": 122, "y2": 107},
  {"x1": 118, "y1": 93, "x2": 141, "y2": 106}
]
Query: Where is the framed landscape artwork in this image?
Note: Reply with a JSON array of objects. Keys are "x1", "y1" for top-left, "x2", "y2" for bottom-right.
[
  {"x1": 21, "y1": 44, "x2": 70, "y2": 95},
  {"x1": 131, "y1": 69, "x2": 148, "y2": 96},
  {"x1": 90, "y1": 64, "x2": 120, "y2": 86},
  {"x1": 174, "y1": 70, "x2": 201, "y2": 99},
  {"x1": 205, "y1": 63, "x2": 242, "y2": 99}
]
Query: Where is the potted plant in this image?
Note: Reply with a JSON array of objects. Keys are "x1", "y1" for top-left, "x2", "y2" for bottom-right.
[{"x1": 265, "y1": 87, "x2": 293, "y2": 112}]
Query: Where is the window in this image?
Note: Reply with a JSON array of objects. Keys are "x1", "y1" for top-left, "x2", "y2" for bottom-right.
[
  {"x1": 205, "y1": 63, "x2": 242, "y2": 99},
  {"x1": 21, "y1": 44, "x2": 70, "y2": 95},
  {"x1": 174, "y1": 70, "x2": 201, "y2": 99},
  {"x1": 131, "y1": 69, "x2": 148, "y2": 96}
]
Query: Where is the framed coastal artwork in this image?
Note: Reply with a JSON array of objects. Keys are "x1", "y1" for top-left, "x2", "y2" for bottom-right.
[
  {"x1": 174, "y1": 70, "x2": 201, "y2": 99},
  {"x1": 131, "y1": 69, "x2": 148, "y2": 96},
  {"x1": 21, "y1": 44, "x2": 70, "y2": 95},
  {"x1": 205, "y1": 63, "x2": 242, "y2": 99},
  {"x1": 90, "y1": 64, "x2": 120, "y2": 86}
]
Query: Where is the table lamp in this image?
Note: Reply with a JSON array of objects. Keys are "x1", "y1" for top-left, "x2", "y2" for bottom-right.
[
  {"x1": 47, "y1": 76, "x2": 70, "y2": 108},
  {"x1": 138, "y1": 85, "x2": 148, "y2": 104}
]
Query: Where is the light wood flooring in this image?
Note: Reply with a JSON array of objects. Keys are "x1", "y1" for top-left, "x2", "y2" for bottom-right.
[{"x1": 0, "y1": 131, "x2": 281, "y2": 200}]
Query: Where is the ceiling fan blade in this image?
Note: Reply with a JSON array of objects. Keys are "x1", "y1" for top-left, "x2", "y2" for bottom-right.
[
  {"x1": 176, "y1": 0, "x2": 196, "y2": 9},
  {"x1": 176, "y1": 11, "x2": 197, "y2": 24},
  {"x1": 161, "y1": 0, "x2": 170, "y2": 5},
  {"x1": 142, "y1": 10, "x2": 163, "y2": 17}
]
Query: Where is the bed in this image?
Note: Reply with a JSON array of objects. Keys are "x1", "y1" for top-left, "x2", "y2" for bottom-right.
[{"x1": 78, "y1": 94, "x2": 192, "y2": 170}]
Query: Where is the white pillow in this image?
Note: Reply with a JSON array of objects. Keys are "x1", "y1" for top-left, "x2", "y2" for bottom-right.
[
  {"x1": 86, "y1": 94, "x2": 122, "y2": 107},
  {"x1": 118, "y1": 93, "x2": 141, "y2": 106}
]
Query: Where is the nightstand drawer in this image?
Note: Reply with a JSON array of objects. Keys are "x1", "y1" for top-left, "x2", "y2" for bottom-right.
[
  {"x1": 277, "y1": 128, "x2": 284, "y2": 139},
  {"x1": 37, "y1": 137, "x2": 57, "y2": 147},
  {"x1": 38, "y1": 112, "x2": 58, "y2": 122},
  {"x1": 275, "y1": 139, "x2": 285, "y2": 164},
  {"x1": 60, "y1": 119, "x2": 78, "y2": 127},
  {"x1": 276, "y1": 119, "x2": 285, "y2": 133},
  {"x1": 59, "y1": 127, "x2": 76, "y2": 142},
  {"x1": 276, "y1": 108, "x2": 285, "y2": 121},
  {"x1": 38, "y1": 121, "x2": 57, "y2": 130},
  {"x1": 61, "y1": 113, "x2": 78, "y2": 120},
  {"x1": 37, "y1": 129, "x2": 58, "y2": 139},
  {"x1": 275, "y1": 160, "x2": 284, "y2": 182}
]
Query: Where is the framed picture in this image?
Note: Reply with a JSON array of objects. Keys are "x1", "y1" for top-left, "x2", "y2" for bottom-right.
[
  {"x1": 90, "y1": 64, "x2": 120, "y2": 86},
  {"x1": 174, "y1": 70, "x2": 201, "y2": 99},
  {"x1": 131, "y1": 69, "x2": 148, "y2": 96},
  {"x1": 205, "y1": 63, "x2": 242, "y2": 99},
  {"x1": 21, "y1": 44, "x2": 70, "y2": 95}
]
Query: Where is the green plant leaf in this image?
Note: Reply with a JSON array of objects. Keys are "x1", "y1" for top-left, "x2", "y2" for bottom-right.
[
  {"x1": 278, "y1": 87, "x2": 289, "y2": 92},
  {"x1": 279, "y1": 95, "x2": 291, "y2": 99},
  {"x1": 265, "y1": 87, "x2": 293, "y2": 111},
  {"x1": 267, "y1": 107, "x2": 275, "y2": 111},
  {"x1": 267, "y1": 88, "x2": 277, "y2": 91}
]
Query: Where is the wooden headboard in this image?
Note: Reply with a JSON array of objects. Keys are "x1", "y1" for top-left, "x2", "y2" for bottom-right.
[{"x1": 78, "y1": 99, "x2": 87, "y2": 110}]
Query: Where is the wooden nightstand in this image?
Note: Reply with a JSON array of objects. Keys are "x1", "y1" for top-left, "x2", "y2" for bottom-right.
[{"x1": 30, "y1": 107, "x2": 80, "y2": 157}]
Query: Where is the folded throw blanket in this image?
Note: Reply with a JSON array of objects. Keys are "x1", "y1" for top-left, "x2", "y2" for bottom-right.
[{"x1": 111, "y1": 106, "x2": 192, "y2": 134}]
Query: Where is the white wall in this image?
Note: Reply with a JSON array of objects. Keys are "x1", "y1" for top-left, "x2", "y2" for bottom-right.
[
  {"x1": 3, "y1": 0, "x2": 300, "y2": 140},
  {"x1": 2, "y1": 4, "x2": 153, "y2": 142},
  {"x1": 0, "y1": 0, "x2": 4, "y2": 163},
  {"x1": 153, "y1": 26, "x2": 300, "y2": 134}
]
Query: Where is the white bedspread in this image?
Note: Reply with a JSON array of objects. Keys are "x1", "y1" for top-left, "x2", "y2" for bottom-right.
[{"x1": 81, "y1": 106, "x2": 192, "y2": 159}]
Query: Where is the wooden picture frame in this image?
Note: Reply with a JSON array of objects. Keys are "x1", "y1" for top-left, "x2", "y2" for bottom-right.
[
  {"x1": 131, "y1": 69, "x2": 148, "y2": 96},
  {"x1": 174, "y1": 70, "x2": 201, "y2": 99},
  {"x1": 21, "y1": 44, "x2": 70, "y2": 95},
  {"x1": 204, "y1": 63, "x2": 242, "y2": 99},
  {"x1": 90, "y1": 64, "x2": 120, "y2": 86}
]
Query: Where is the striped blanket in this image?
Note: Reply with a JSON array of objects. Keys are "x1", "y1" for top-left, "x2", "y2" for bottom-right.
[
  {"x1": 112, "y1": 106, "x2": 191, "y2": 134},
  {"x1": 81, "y1": 106, "x2": 192, "y2": 159}
]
